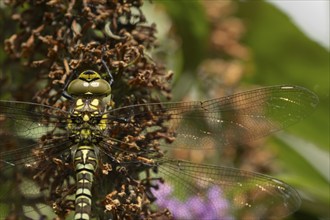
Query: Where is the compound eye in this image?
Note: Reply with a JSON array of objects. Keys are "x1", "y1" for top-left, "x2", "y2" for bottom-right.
[
  {"x1": 90, "y1": 81, "x2": 100, "y2": 87},
  {"x1": 67, "y1": 78, "x2": 111, "y2": 96},
  {"x1": 89, "y1": 79, "x2": 111, "y2": 95}
]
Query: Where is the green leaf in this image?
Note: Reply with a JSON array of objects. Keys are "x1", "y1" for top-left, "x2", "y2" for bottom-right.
[
  {"x1": 158, "y1": 0, "x2": 209, "y2": 72},
  {"x1": 236, "y1": 1, "x2": 329, "y2": 150},
  {"x1": 270, "y1": 136, "x2": 330, "y2": 218},
  {"x1": 236, "y1": 2, "x2": 329, "y2": 218}
]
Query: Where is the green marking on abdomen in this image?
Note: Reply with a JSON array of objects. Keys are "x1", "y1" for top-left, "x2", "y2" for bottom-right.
[{"x1": 74, "y1": 145, "x2": 98, "y2": 220}]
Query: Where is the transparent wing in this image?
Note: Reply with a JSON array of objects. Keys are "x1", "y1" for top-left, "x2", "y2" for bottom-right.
[
  {"x1": 0, "y1": 101, "x2": 70, "y2": 168},
  {"x1": 0, "y1": 85, "x2": 318, "y2": 219},
  {"x1": 0, "y1": 101, "x2": 71, "y2": 219},
  {"x1": 0, "y1": 101, "x2": 68, "y2": 138},
  {"x1": 109, "y1": 85, "x2": 318, "y2": 149},
  {"x1": 152, "y1": 159, "x2": 301, "y2": 220}
]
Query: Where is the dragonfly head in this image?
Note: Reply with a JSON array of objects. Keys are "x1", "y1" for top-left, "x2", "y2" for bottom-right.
[{"x1": 67, "y1": 70, "x2": 111, "y2": 97}]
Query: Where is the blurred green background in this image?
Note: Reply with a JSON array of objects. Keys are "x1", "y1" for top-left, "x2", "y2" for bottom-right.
[
  {"x1": 144, "y1": 1, "x2": 329, "y2": 220},
  {"x1": 0, "y1": 0, "x2": 328, "y2": 219}
]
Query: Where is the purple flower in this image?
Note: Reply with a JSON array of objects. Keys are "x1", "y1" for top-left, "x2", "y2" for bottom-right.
[
  {"x1": 186, "y1": 196, "x2": 205, "y2": 216},
  {"x1": 151, "y1": 182, "x2": 233, "y2": 220}
]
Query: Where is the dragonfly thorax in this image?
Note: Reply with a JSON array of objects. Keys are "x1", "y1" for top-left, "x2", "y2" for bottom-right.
[{"x1": 67, "y1": 98, "x2": 108, "y2": 143}]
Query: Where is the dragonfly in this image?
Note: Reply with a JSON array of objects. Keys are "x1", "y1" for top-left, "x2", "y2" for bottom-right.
[{"x1": 0, "y1": 66, "x2": 318, "y2": 220}]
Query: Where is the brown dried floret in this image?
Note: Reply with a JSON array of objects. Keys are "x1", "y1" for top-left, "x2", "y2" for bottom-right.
[{"x1": 3, "y1": 0, "x2": 172, "y2": 219}]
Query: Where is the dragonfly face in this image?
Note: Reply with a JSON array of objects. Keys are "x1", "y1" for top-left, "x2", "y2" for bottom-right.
[
  {"x1": 67, "y1": 70, "x2": 112, "y2": 97},
  {"x1": 0, "y1": 69, "x2": 318, "y2": 220}
]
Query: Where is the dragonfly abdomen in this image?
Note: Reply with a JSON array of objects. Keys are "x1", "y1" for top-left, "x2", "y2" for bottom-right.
[{"x1": 73, "y1": 145, "x2": 98, "y2": 220}]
